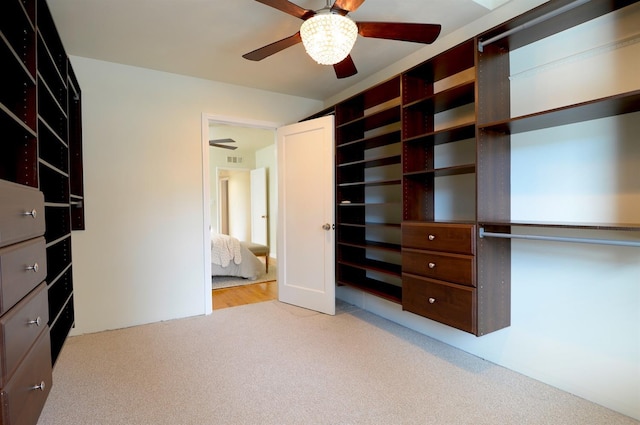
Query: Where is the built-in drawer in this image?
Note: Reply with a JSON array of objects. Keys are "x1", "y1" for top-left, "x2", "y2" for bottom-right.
[
  {"x1": 0, "y1": 181, "x2": 45, "y2": 250},
  {"x1": 0, "y1": 330, "x2": 52, "y2": 425},
  {"x1": 402, "y1": 248, "x2": 475, "y2": 286},
  {"x1": 0, "y1": 282, "x2": 49, "y2": 387},
  {"x1": 0, "y1": 237, "x2": 47, "y2": 315},
  {"x1": 402, "y1": 273, "x2": 475, "y2": 334},
  {"x1": 402, "y1": 222, "x2": 475, "y2": 255}
]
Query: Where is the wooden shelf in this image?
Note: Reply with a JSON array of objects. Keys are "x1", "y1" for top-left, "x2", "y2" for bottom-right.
[
  {"x1": 338, "y1": 258, "x2": 402, "y2": 277},
  {"x1": 404, "y1": 164, "x2": 476, "y2": 178},
  {"x1": 337, "y1": 130, "x2": 401, "y2": 150},
  {"x1": 336, "y1": 104, "x2": 401, "y2": 133},
  {"x1": 337, "y1": 277, "x2": 402, "y2": 304},
  {"x1": 338, "y1": 222, "x2": 401, "y2": 229},
  {"x1": 403, "y1": 122, "x2": 475, "y2": 146},
  {"x1": 338, "y1": 240, "x2": 402, "y2": 253},
  {"x1": 403, "y1": 80, "x2": 475, "y2": 114},
  {"x1": 478, "y1": 90, "x2": 640, "y2": 134},
  {"x1": 338, "y1": 154, "x2": 401, "y2": 169}
]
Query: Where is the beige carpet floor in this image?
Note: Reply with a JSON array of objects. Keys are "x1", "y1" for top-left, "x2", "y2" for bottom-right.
[{"x1": 37, "y1": 300, "x2": 638, "y2": 425}]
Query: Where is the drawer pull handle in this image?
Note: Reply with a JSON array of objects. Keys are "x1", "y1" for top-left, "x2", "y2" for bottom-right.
[
  {"x1": 428, "y1": 297, "x2": 436, "y2": 304},
  {"x1": 428, "y1": 262, "x2": 436, "y2": 269},
  {"x1": 26, "y1": 263, "x2": 40, "y2": 273},
  {"x1": 23, "y1": 209, "x2": 37, "y2": 219},
  {"x1": 28, "y1": 317, "x2": 42, "y2": 326},
  {"x1": 32, "y1": 381, "x2": 46, "y2": 391},
  {"x1": 428, "y1": 234, "x2": 435, "y2": 241}
]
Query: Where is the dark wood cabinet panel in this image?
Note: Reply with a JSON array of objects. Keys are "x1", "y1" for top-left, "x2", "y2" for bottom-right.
[
  {"x1": 0, "y1": 238, "x2": 47, "y2": 315},
  {"x1": 402, "y1": 249, "x2": 475, "y2": 287},
  {"x1": 402, "y1": 222, "x2": 475, "y2": 255},
  {"x1": 0, "y1": 282, "x2": 49, "y2": 386},
  {"x1": 1, "y1": 0, "x2": 82, "y2": 422},
  {"x1": 403, "y1": 274, "x2": 475, "y2": 334}
]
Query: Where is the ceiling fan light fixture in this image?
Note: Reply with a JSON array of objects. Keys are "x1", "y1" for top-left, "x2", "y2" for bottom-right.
[{"x1": 300, "y1": 12, "x2": 358, "y2": 65}]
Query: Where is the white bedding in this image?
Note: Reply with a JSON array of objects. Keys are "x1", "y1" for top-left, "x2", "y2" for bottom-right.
[{"x1": 211, "y1": 233, "x2": 263, "y2": 280}]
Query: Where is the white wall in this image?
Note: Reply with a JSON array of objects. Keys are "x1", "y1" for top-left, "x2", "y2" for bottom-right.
[
  {"x1": 69, "y1": 56, "x2": 322, "y2": 335},
  {"x1": 335, "y1": 2, "x2": 640, "y2": 421}
]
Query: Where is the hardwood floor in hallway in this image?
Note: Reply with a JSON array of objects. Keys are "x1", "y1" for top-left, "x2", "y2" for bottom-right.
[{"x1": 212, "y1": 280, "x2": 277, "y2": 310}]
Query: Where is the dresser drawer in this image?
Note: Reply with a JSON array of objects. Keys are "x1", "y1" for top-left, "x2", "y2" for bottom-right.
[
  {"x1": 402, "y1": 222, "x2": 475, "y2": 255},
  {"x1": 0, "y1": 181, "x2": 45, "y2": 250},
  {"x1": 402, "y1": 248, "x2": 475, "y2": 286},
  {"x1": 402, "y1": 274, "x2": 475, "y2": 334},
  {"x1": 0, "y1": 330, "x2": 52, "y2": 425},
  {"x1": 0, "y1": 282, "x2": 49, "y2": 387},
  {"x1": 0, "y1": 238, "x2": 47, "y2": 315}
]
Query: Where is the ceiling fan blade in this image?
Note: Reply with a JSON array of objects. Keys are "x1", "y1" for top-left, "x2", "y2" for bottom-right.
[
  {"x1": 331, "y1": 0, "x2": 365, "y2": 14},
  {"x1": 243, "y1": 32, "x2": 302, "y2": 61},
  {"x1": 333, "y1": 55, "x2": 358, "y2": 79},
  {"x1": 210, "y1": 139, "x2": 238, "y2": 150},
  {"x1": 209, "y1": 139, "x2": 238, "y2": 150},
  {"x1": 255, "y1": 0, "x2": 315, "y2": 20},
  {"x1": 211, "y1": 144, "x2": 238, "y2": 150},
  {"x1": 209, "y1": 138, "x2": 235, "y2": 145},
  {"x1": 357, "y1": 22, "x2": 442, "y2": 44}
]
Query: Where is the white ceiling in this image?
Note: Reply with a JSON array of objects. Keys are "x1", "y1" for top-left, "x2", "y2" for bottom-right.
[{"x1": 47, "y1": 0, "x2": 513, "y2": 101}]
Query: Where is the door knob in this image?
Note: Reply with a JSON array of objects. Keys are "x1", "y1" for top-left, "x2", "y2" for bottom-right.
[{"x1": 322, "y1": 223, "x2": 331, "y2": 230}]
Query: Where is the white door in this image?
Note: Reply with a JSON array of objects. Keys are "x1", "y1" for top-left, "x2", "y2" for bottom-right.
[
  {"x1": 277, "y1": 116, "x2": 335, "y2": 315},
  {"x1": 250, "y1": 167, "x2": 268, "y2": 246}
]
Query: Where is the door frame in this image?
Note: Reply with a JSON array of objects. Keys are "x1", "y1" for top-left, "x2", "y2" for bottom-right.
[{"x1": 201, "y1": 113, "x2": 281, "y2": 314}]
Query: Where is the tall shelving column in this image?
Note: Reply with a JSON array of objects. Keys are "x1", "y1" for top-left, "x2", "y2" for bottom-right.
[
  {"x1": 334, "y1": 76, "x2": 403, "y2": 303},
  {"x1": 36, "y1": 0, "x2": 76, "y2": 365},
  {"x1": 401, "y1": 39, "x2": 476, "y2": 223},
  {"x1": 0, "y1": 0, "x2": 38, "y2": 187}
]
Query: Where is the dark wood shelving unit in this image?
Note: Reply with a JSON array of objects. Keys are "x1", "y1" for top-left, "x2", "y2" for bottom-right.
[
  {"x1": 1, "y1": 0, "x2": 84, "y2": 421},
  {"x1": 328, "y1": 1, "x2": 639, "y2": 336},
  {"x1": 335, "y1": 76, "x2": 403, "y2": 302}
]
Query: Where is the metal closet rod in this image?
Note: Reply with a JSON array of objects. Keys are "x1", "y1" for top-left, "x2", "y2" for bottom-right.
[
  {"x1": 477, "y1": 0, "x2": 591, "y2": 52},
  {"x1": 479, "y1": 227, "x2": 640, "y2": 248}
]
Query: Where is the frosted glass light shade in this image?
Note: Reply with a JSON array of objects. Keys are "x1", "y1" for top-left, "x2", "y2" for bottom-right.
[{"x1": 300, "y1": 13, "x2": 358, "y2": 65}]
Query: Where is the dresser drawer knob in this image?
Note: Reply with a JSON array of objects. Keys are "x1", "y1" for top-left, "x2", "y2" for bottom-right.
[
  {"x1": 23, "y1": 209, "x2": 37, "y2": 219},
  {"x1": 428, "y1": 234, "x2": 435, "y2": 241},
  {"x1": 428, "y1": 297, "x2": 436, "y2": 304},
  {"x1": 26, "y1": 263, "x2": 39, "y2": 273},
  {"x1": 428, "y1": 262, "x2": 436, "y2": 269},
  {"x1": 28, "y1": 316, "x2": 42, "y2": 326},
  {"x1": 32, "y1": 381, "x2": 46, "y2": 391}
]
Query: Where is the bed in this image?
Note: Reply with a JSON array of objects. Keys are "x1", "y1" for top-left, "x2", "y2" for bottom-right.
[{"x1": 211, "y1": 233, "x2": 264, "y2": 280}]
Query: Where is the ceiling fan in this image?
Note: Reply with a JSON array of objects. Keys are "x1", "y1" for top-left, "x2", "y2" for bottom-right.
[
  {"x1": 242, "y1": 0, "x2": 442, "y2": 79},
  {"x1": 209, "y1": 138, "x2": 238, "y2": 150}
]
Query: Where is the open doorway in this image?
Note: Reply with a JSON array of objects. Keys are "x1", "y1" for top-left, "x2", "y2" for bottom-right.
[{"x1": 202, "y1": 114, "x2": 279, "y2": 311}]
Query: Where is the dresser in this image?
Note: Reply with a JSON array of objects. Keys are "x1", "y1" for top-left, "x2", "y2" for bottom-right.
[{"x1": 0, "y1": 180, "x2": 52, "y2": 425}]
